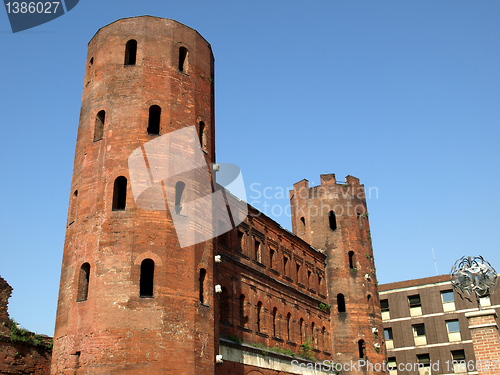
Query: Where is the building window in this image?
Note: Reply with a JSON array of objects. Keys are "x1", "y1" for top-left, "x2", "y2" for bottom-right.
[
  {"x1": 254, "y1": 238, "x2": 262, "y2": 263},
  {"x1": 175, "y1": 181, "x2": 185, "y2": 214},
  {"x1": 388, "y1": 357, "x2": 397, "y2": 375},
  {"x1": 299, "y1": 318, "x2": 305, "y2": 344},
  {"x1": 358, "y1": 339, "x2": 366, "y2": 359},
  {"x1": 77, "y1": 263, "x2": 90, "y2": 301},
  {"x1": 381, "y1": 299, "x2": 390, "y2": 320},
  {"x1": 321, "y1": 327, "x2": 327, "y2": 351},
  {"x1": 124, "y1": 39, "x2": 137, "y2": 66},
  {"x1": 417, "y1": 354, "x2": 431, "y2": 375},
  {"x1": 147, "y1": 105, "x2": 161, "y2": 135},
  {"x1": 284, "y1": 256, "x2": 290, "y2": 277},
  {"x1": 451, "y1": 350, "x2": 466, "y2": 373},
  {"x1": 337, "y1": 293, "x2": 346, "y2": 313},
  {"x1": 441, "y1": 290, "x2": 456, "y2": 311},
  {"x1": 286, "y1": 313, "x2": 291, "y2": 342},
  {"x1": 270, "y1": 248, "x2": 275, "y2": 269},
  {"x1": 408, "y1": 294, "x2": 422, "y2": 316},
  {"x1": 318, "y1": 274, "x2": 323, "y2": 295},
  {"x1": 256, "y1": 301, "x2": 263, "y2": 332},
  {"x1": 220, "y1": 287, "x2": 229, "y2": 323},
  {"x1": 237, "y1": 231, "x2": 244, "y2": 253},
  {"x1": 310, "y1": 322, "x2": 317, "y2": 348},
  {"x1": 94, "y1": 110, "x2": 105, "y2": 141},
  {"x1": 328, "y1": 210, "x2": 337, "y2": 231},
  {"x1": 239, "y1": 294, "x2": 246, "y2": 327},
  {"x1": 179, "y1": 47, "x2": 188, "y2": 73},
  {"x1": 139, "y1": 259, "x2": 154, "y2": 297},
  {"x1": 307, "y1": 270, "x2": 312, "y2": 289},
  {"x1": 384, "y1": 328, "x2": 394, "y2": 349},
  {"x1": 299, "y1": 217, "x2": 306, "y2": 233},
  {"x1": 199, "y1": 268, "x2": 206, "y2": 304},
  {"x1": 348, "y1": 251, "x2": 355, "y2": 269},
  {"x1": 198, "y1": 121, "x2": 207, "y2": 151},
  {"x1": 272, "y1": 307, "x2": 278, "y2": 337},
  {"x1": 412, "y1": 323, "x2": 427, "y2": 346},
  {"x1": 446, "y1": 320, "x2": 461, "y2": 342},
  {"x1": 69, "y1": 190, "x2": 78, "y2": 225},
  {"x1": 112, "y1": 176, "x2": 127, "y2": 211},
  {"x1": 296, "y1": 262, "x2": 301, "y2": 284}
]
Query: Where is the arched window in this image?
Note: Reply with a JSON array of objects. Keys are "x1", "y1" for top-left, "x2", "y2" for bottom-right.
[
  {"x1": 286, "y1": 313, "x2": 291, "y2": 342},
  {"x1": 239, "y1": 294, "x2": 246, "y2": 327},
  {"x1": 254, "y1": 238, "x2": 262, "y2": 262},
  {"x1": 310, "y1": 322, "x2": 316, "y2": 347},
  {"x1": 358, "y1": 339, "x2": 366, "y2": 359},
  {"x1": 140, "y1": 259, "x2": 154, "y2": 297},
  {"x1": 299, "y1": 318, "x2": 305, "y2": 344},
  {"x1": 124, "y1": 39, "x2": 137, "y2": 65},
  {"x1": 199, "y1": 268, "x2": 206, "y2": 304},
  {"x1": 328, "y1": 210, "x2": 337, "y2": 231},
  {"x1": 147, "y1": 105, "x2": 161, "y2": 135},
  {"x1": 256, "y1": 301, "x2": 263, "y2": 332},
  {"x1": 348, "y1": 251, "x2": 355, "y2": 269},
  {"x1": 94, "y1": 110, "x2": 105, "y2": 141},
  {"x1": 69, "y1": 190, "x2": 78, "y2": 225},
  {"x1": 77, "y1": 263, "x2": 90, "y2": 301},
  {"x1": 175, "y1": 181, "x2": 185, "y2": 214},
  {"x1": 112, "y1": 176, "x2": 127, "y2": 210},
  {"x1": 220, "y1": 287, "x2": 229, "y2": 323},
  {"x1": 299, "y1": 217, "x2": 306, "y2": 233},
  {"x1": 337, "y1": 293, "x2": 346, "y2": 313},
  {"x1": 322, "y1": 327, "x2": 327, "y2": 351},
  {"x1": 178, "y1": 47, "x2": 188, "y2": 73},
  {"x1": 272, "y1": 307, "x2": 278, "y2": 337},
  {"x1": 199, "y1": 121, "x2": 207, "y2": 151}
]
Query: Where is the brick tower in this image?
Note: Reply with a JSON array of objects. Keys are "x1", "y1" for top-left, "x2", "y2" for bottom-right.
[
  {"x1": 290, "y1": 174, "x2": 386, "y2": 373},
  {"x1": 51, "y1": 16, "x2": 216, "y2": 374}
]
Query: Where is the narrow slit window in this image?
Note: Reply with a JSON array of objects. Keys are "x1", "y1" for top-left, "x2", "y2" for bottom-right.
[
  {"x1": 311, "y1": 322, "x2": 316, "y2": 347},
  {"x1": 296, "y1": 262, "x2": 301, "y2": 283},
  {"x1": 94, "y1": 110, "x2": 105, "y2": 141},
  {"x1": 124, "y1": 39, "x2": 137, "y2": 65},
  {"x1": 199, "y1": 268, "x2": 206, "y2": 304},
  {"x1": 286, "y1": 313, "x2": 291, "y2": 341},
  {"x1": 140, "y1": 259, "x2": 154, "y2": 297},
  {"x1": 220, "y1": 287, "x2": 229, "y2": 323},
  {"x1": 337, "y1": 293, "x2": 346, "y2": 313},
  {"x1": 322, "y1": 327, "x2": 327, "y2": 351},
  {"x1": 299, "y1": 318, "x2": 304, "y2": 344},
  {"x1": 179, "y1": 47, "x2": 188, "y2": 73},
  {"x1": 69, "y1": 190, "x2": 78, "y2": 224},
  {"x1": 77, "y1": 263, "x2": 90, "y2": 301},
  {"x1": 358, "y1": 339, "x2": 366, "y2": 359},
  {"x1": 348, "y1": 251, "x2": 355, "y2": 269},
  {"x1": 272, "y1": 307, "x2": 278, "y2": 337},
  {"x1": 112, "y1": 176, "x2": 127, "y2": 211},
  {"x1": 237, "y1": 231, "x2": 244, "y2": 253},
  {"x1": 147, "y1": 105, "x2": 161, "y2": 135},
  {"x1": 328, "y1": 210, "x2": 337, "y2": 231},
  {"x1": 239, "y1": 294, "x2": 246, "y2": 327},
  {"x1": 254, "y1": 238, "x2": 261, "y2": 262},
  {"x1": 299, "y1": 217, "x2": 306, "y2": 233},
  {"x1": 270, "y1": 248, "x2": 275, "y2": 269},
  {"x1": 175, "y1": 181, "x2": 185, "y2": 215},
  {"x1": 199, "y1": 121, "x2": 207, "y2": 151},
  {"x1": 256, "y1": 301, "x2": 262, "y2": 332}
]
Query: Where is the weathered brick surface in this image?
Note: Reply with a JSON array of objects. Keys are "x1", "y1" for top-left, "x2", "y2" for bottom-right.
[
  {"x1": 0, "y1": 276, "x2": 12, "y2": 336},
  {"x1": 52, "y1": 16, "x2": 216, "y2": 374},
  {"x1": 466, "y1": 311, "x2": 500, "y2": 375},
  {"x1": 0, "y1": 340, "x2": 51, "y2": 375},
  {"x1": 290, "y1": 174, "x2": 386, "y2": 372}
]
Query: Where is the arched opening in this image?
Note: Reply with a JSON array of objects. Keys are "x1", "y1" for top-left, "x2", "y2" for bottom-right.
[
  {"x1": 299, "y1": 318, "x2": 305, "y2": 344},
  {"x1": 199, "y1": 268, "x2": 206, "y2": 304},
  {"x1": 348, "y1": 251, "x2": 355, "y2": 269},
  {"x1": 140, "y1": 259, "x2": 154, "y2": 297},
  {"x1": 299, "y1": 217, "x2": 306, "y2": 233},
  {"x1": 272, "y1": 307, "x2": 278, "y2": 337},
  {"x1": 322, "y1": 327, "x2": 327, "y2": 351},
  {"x1": 124, "y1": 39, "x2": 137, "y2": 66},
  {"x1": 147, "y1": 105, "x2": 161, "y2": 135},
  {"x1": 286, "y1": 313, "x2": 291, "y2": 341},
  {"x1": 112, "y1": 176, "x2": 127, "y2": 211},
  {"x1": 220, "y1": 287, "x2": 229, "y2": 323},
  {"x1": 254, "y1": 238, "x2": 261, "y2": 262},
  {"x1": 337, "y1": 293, "x2": 346, "y2": 313},
  {"x1": 310, "y1": 322, "x2": 316, "y2": 347},
  {"x1": 175, "y1": 181, "x2": 185, "y2": 214},
  {"x1": 239, "y1": 294, "x2": 246, "y2": 327},
  {"x1": 178, "y1": 47, "x2": 188, "y2": 72},
  {"x1": 77, "y1": 263, "x2": 90, "y2": 301},
  {"x1": 328, "y1": 210, "x2": 337, "y2": 231},
  {"x1": 358, "y1": 339, "x2": 366, "y2": 359},
  {"x1": 69, "y1": 190, "x2": 78, "y2": 225},
  {"x1": 199, "y1": 121, "x2": 207, "y2": 151},
  {"x1": 256, "y1": 301, "x2": 263, "y2": 332},
  {"x1": 94, "y1": 110, "x2": 105, "y2": 141}
]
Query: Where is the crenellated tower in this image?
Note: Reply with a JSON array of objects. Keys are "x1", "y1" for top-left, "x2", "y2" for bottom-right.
[
  {"x1": 52, "y1": 16, "x2": 216, "y2": 374},
  {"x1": 290, "y1": 174, "x2": 386, "y2": 373}
]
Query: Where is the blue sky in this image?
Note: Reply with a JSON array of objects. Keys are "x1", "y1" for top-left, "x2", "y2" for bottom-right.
[{"x1": 1, "y1": 0, "x2": 499, "y2": 336}]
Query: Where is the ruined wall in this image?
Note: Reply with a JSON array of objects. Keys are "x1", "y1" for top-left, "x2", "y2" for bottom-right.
[{"x1": 0, "y1": 276, "x2": 12, "y2": 336}]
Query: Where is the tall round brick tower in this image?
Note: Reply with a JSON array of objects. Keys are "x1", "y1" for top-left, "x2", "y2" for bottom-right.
[
  {"x1": 290, "y1": 174, "x2": 386, "y2": 374},
  {"x1": 52, "y1": 16, "x2": 216, "y2": 374}
]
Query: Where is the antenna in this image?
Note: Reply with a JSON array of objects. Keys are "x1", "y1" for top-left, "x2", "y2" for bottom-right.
[{"x1": 432, "y1": 248, "x2": 438, "y2": 275}]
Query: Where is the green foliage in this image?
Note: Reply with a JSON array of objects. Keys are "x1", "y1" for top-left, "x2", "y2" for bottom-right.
[
  {"x1": 318, "y1": 302, "x2": 331, "y2": 312},
  {"x1": 8, "y1": 318, "x2": 53, "y2": 351},
  {"x1": 299, "y1": 337, "x2": 316, "y2": 361},
  {"x1": 227, "y1": 335, "x2": 243, "y2": 344},
  {"x1": 365, "y1": 254, "x2": 372, "y2": 260},
  {"x1": 350, "y1": 267, "x2": 358, "y2": 273}
]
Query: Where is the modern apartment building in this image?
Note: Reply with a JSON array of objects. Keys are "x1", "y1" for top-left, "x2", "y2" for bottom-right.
[{"x1": 379, "y1": 275, "x2": 500, "y2": 375}]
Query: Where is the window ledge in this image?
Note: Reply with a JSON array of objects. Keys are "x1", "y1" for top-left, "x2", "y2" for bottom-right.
[{"x1": 256, "y1": 332, "x2": 269, "y2": 338}]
